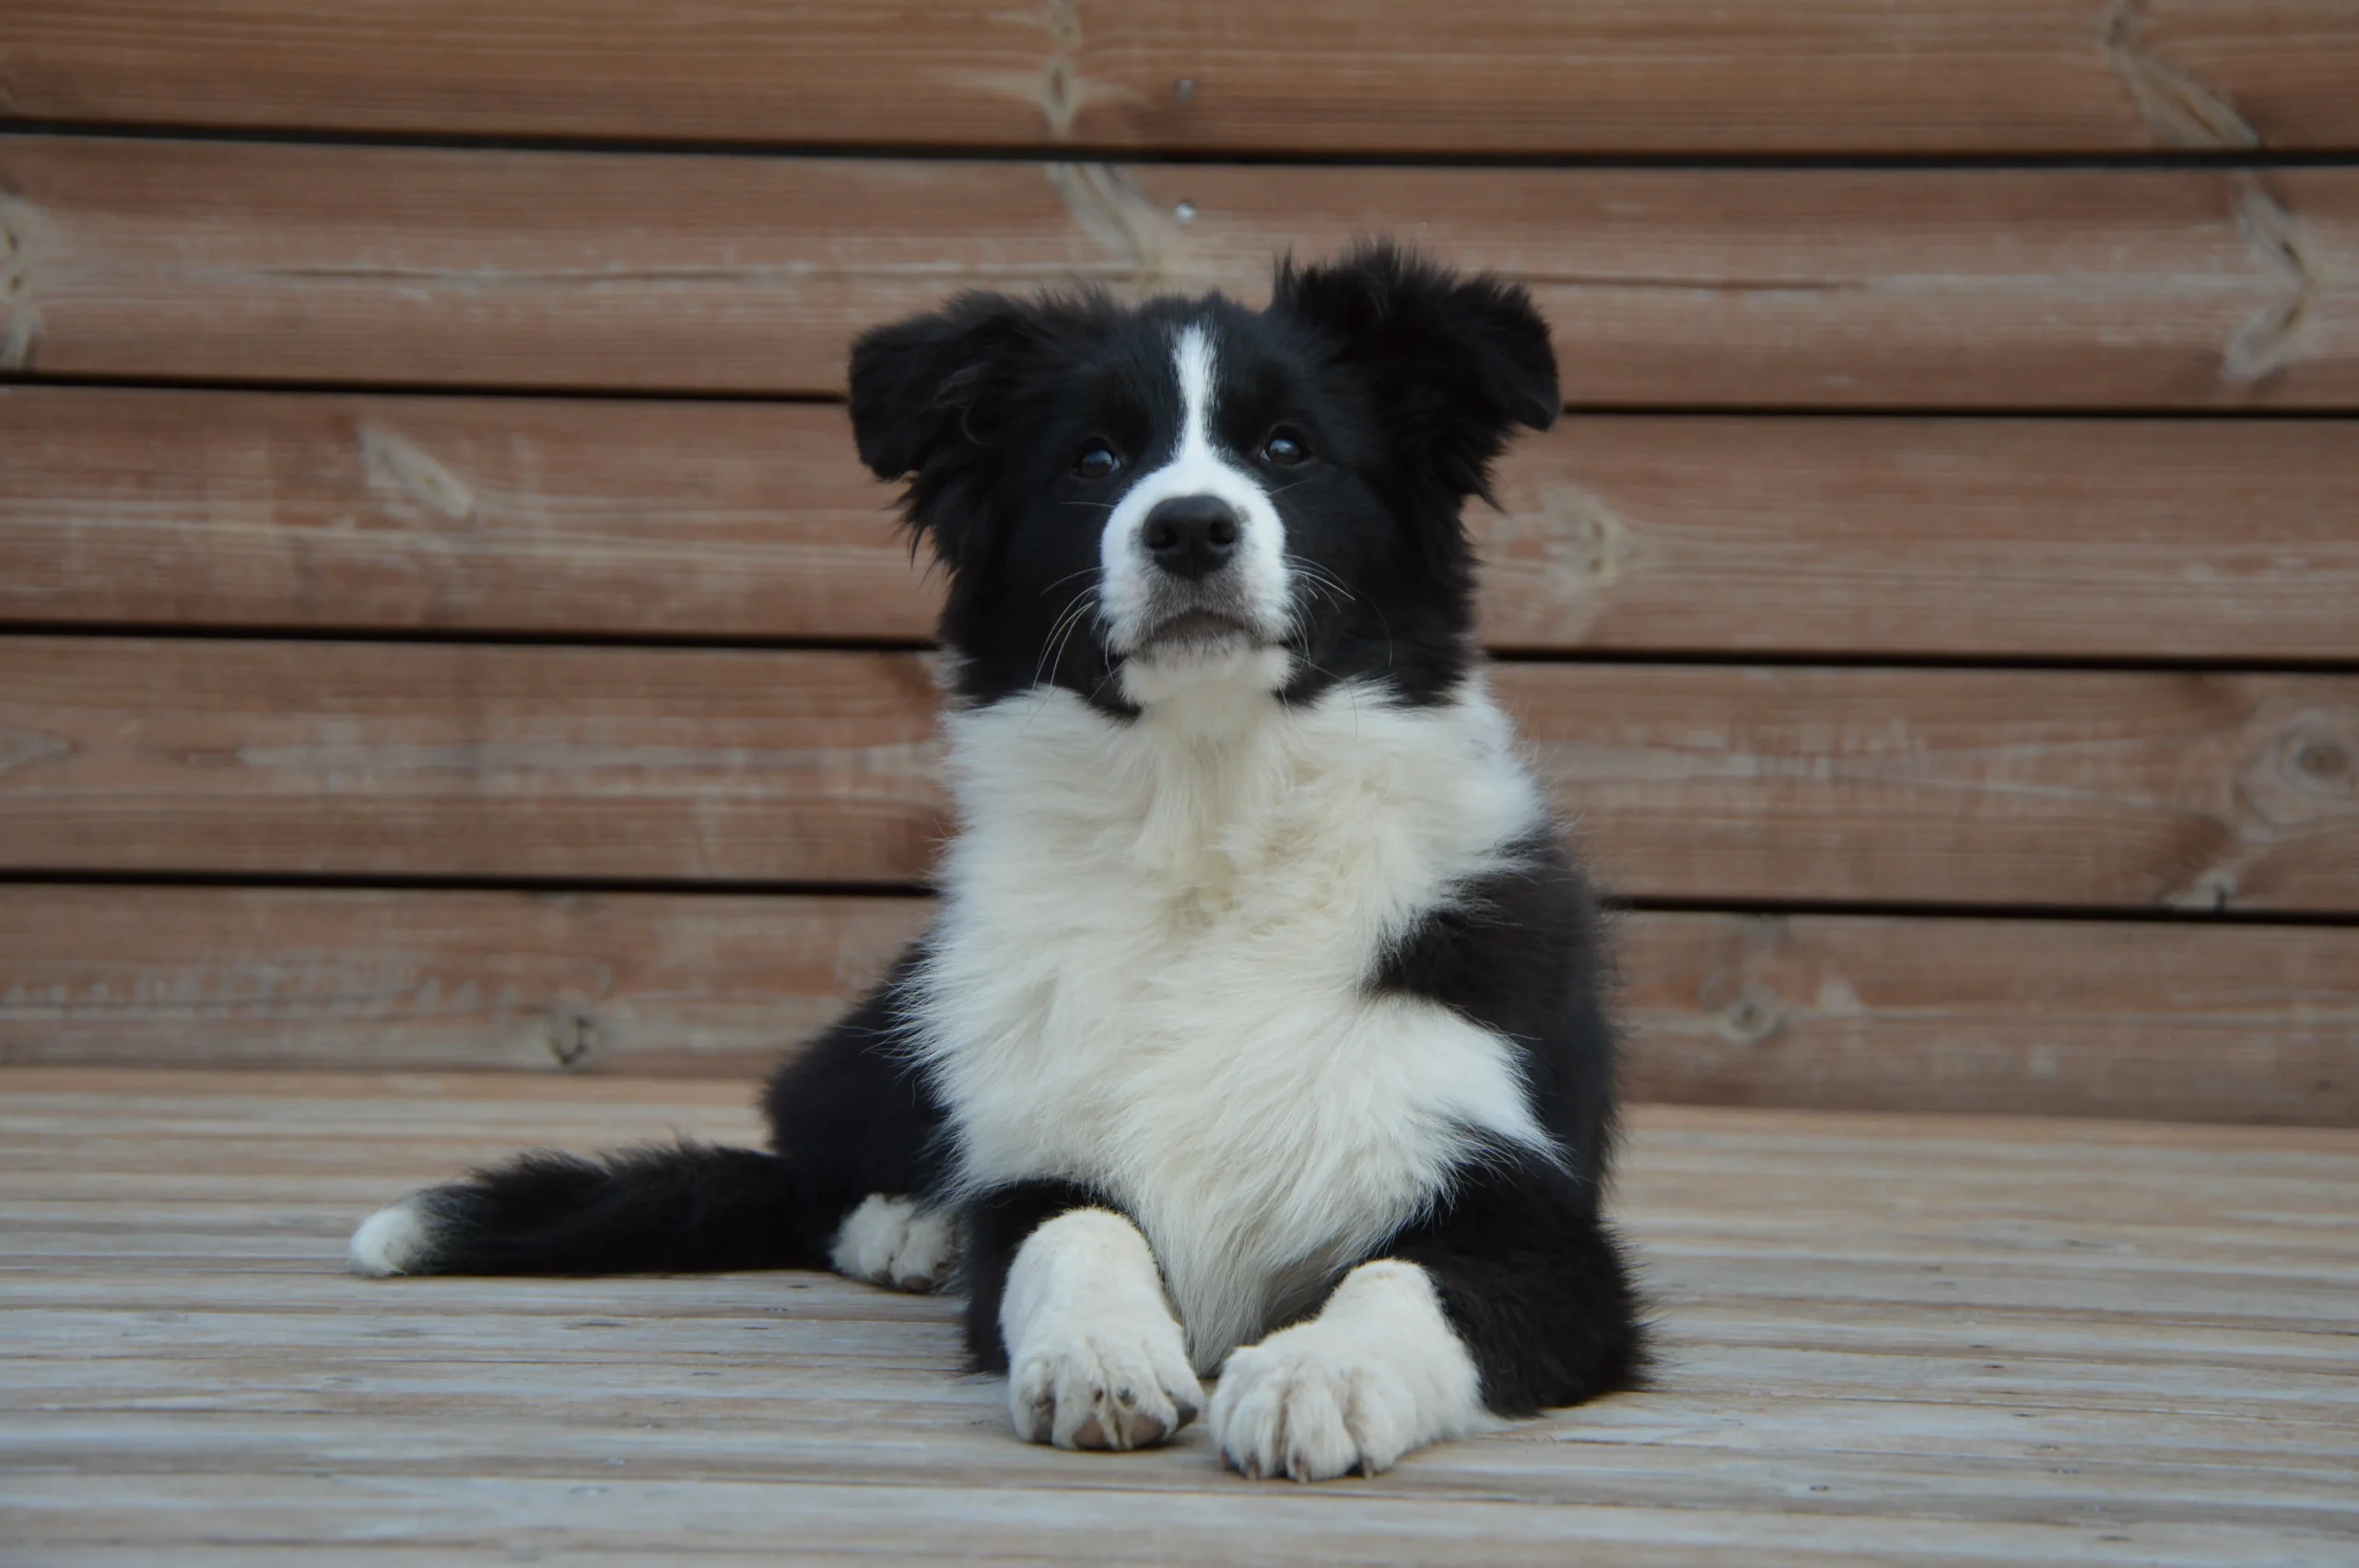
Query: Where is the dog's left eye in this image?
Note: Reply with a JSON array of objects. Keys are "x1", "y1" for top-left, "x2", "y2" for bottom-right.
[
  {"x1": 1260, "y1": 428, "x2": 1310, "y2": 466},
  {"x1": 1073, "y1": 442, "x2": 1122, "y2": 480}
]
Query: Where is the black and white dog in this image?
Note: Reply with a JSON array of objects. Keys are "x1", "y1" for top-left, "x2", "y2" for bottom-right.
[{"x1": 349, "y1": 245, "x2": 1643, "y2": 1481}]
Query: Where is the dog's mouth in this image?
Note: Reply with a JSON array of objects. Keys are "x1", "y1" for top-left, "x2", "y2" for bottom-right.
[{"x1": 1133, "y1": 608, "x2": 1265, "y2": 653}]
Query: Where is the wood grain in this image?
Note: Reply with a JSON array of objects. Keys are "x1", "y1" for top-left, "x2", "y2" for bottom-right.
[
  {"x1": 0, "y1": 885, "x2": 933, "y2": 1078},
  {"x1": 1496, "y1": 661, "x2": 2359, "y2": 913},
  {"x1": 1479, "y1": 415, "x2": 2359, "y2": 659},
  {"x1": 1619, "y1": 912, "x2": 2359, "y2": 1125},
  {"x1": 7, "y1": 137, "x2": 2356, "y2": 407},
  {"x1": 13, "y1": 386, "x2": 2359, "y2": 659},
  {"x1": 7, "y1": 638, "x2": 2357, "y2": 908},
  {"x1": 6, "y1": 885, "x2": 2353, "y2": 1124},
  {"x1": 6, "y1": 2, "x2": 2359, "y2": 155},
  {"x1": 0, "y1": 388, "x2": 933, "y2": 641},
  {"x1": 2, "y1": 1071, "x2": 2353, "y2": 1562},
  {"x1": 0, "y1": 637, "x2": 949, "y2": 885}
]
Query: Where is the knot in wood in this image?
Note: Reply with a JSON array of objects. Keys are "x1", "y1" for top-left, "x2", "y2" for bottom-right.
[
  {"x1": 2294, "y1": 738, "x2": 2350, "y2": 784},
  {"x1": 2274, "y1": 715, "x2": 2358, "y2": 802},
  {"x1": 1715, "y1": 983, "x2": 1788, "y2": 1048},
  {"x1": 546, "y1": 1007, "x2": 604, "y2": 1071}
]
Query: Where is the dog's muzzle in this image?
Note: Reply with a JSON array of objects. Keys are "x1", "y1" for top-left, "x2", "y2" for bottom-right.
[{"x1": 1129, "y1": 494, "x2": 1274, "y2": 653}]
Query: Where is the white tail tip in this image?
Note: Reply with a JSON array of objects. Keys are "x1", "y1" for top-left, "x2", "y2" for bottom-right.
[{"x1": 347, "y1": 1196, "x2": 437, "y2": 1277}]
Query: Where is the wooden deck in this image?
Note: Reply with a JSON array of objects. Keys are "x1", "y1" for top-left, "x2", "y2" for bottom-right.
[
  {"x1": 9, "y1": 8, "x2": 2359, "y2": 1137},
  {"x1": 4, "y1": 1069, "x2": 2353, "y2": 1564}
]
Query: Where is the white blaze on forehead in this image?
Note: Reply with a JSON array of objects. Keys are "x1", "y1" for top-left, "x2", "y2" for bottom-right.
[
  {"x1": 1175, "y1": 321, "x2": 1218, "y2": 452},
  {"x1": 1095, "y1": 321, "x2": 1294, "y2": 700}
]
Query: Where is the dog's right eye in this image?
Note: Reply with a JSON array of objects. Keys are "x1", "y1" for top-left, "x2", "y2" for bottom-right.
[{"x1": 1073, "y1": 442, "x2": 1122, "y2": 480}]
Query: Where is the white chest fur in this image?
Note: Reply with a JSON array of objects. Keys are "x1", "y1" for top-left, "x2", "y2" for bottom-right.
[{"x1": 911, "y1": 675, "x2": 1556, "y2": 1369}]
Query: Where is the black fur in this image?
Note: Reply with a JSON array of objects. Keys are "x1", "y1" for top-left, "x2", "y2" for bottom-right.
[
  {"x1": 958, "y1": 1179, "x2": 1108, "y2": 1375},
  {"x1": 366, "y1": 244, "x2": 1642, "y2": 1433},
  {"x1": 1382, "y1": 1150, "x2": 1647, "y2": 1414},
  {"x1": 1374, "y1": 829, "x2": 1620, "y2": 1203},
  {"x1": 759, "y1": 952, "x2": 946, "y2": 1203},
  {"x1": 1360, "y1": 835, "x2": 1641, "y2": 1411},
  {"x1": 395, "y1": 1143, "x2": 831, "y2": 1276}
]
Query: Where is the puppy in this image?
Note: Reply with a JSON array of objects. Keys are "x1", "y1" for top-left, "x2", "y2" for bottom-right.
[{"x1": 349, "y1": 244, "x2": 1643, "y2": 1481}]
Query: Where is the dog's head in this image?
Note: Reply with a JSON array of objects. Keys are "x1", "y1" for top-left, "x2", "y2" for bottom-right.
[{"x1": 849, "y1": 244, "x2": 1556, "y2": 713}]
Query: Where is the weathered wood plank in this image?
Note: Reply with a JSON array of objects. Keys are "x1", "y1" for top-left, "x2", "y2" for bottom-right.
[
  {"x1": 1619, "y1": 912, "x2": 2359, "y2": 1125},
  {"x1": 0, "y1": 387, "x2": 929, "y2": 640},
  {"x1": 12, "y1": 386, "x2": 2359, "y2": 659},
  {"x1": 0, "y1": 885, "x2": 933, "y2": 1077},
  {"x1": 6, "y1": 1, "x2": 2358, "y2": 155},
  {"x1": 1496, "y1": 662, "x2": 2359, "y2": 913},
  {"x1": 1, "y1": 1071, "x2": 2353, "y2": 1565},
  {"x1": 0, "y1": 638, "x2": 950, "y2": 885},
  {"x1": 6, "y1": 638, "x2": 2356, "y2": 908},
  {"x1": 6, "y1": 138, "x2": 2355, "y2": 406},
  {"x1": 1479, "y1": 415, "x2": 2359, "y2": 658},
  {"x1": 9, "y1": 1475, "x2": 2337, "y2": 1568},
  {"x1": 5, "y1": 887, "x2": 2353, "y2": 1124}
]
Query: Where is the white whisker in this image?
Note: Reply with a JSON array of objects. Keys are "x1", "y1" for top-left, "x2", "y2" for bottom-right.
[{"x1": 1029, "y1": 589, "x2": 1100, "y2": 693}]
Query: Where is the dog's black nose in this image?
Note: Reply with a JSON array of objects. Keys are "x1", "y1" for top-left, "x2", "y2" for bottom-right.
[{"x1": 1142, "y1": 496, "x2": 1241, "y2": 580}]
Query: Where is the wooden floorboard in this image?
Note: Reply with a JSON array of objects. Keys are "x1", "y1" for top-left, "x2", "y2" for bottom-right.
[
  {"x1": 6, "y1": 0, "x2": 2358, "y2": 154},
  {"x1": 10, "y1": 137, "x2": 2359, "y2": 407},
  {"x1": 13, "y1": 388, "x2": 2359, "y2": 660},
  {"x1": 6, "y1": 886, "x2": 2357, "y2": 1125},
  {"x1": 2, "y1": 1070, "x2": 2353, "y2": 1563},
  {"x1": 12, "y1": 637, "x2": 2359, "y2": 910}
]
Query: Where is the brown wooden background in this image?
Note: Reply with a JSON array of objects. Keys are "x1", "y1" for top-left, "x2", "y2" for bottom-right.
[{"x1": 3, "y1": 2, "x2": 2355, "y2": 1126}]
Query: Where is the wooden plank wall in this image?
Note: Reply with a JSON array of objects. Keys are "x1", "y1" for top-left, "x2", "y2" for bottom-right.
[{"x1": 3, "y1": 2, "x2": 2356, "y2": 1124}]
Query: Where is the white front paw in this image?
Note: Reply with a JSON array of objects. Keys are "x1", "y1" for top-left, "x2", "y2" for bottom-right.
[
  {"x1": 828, "y1": 1194, "x2": 957, "y2": 1293},
  {"x1": 1210, "y1": 1328, "x2": 1423, "y2": 1480},
  {"x1": 1010, "y1": 1320, "x2": 1203, "y2": 1452},
  {"x1": 999, "y1": 1207, "x2": 1204, "y2": 1452},
  {"x1": 1210, "y1": 1259, "x2": 1488, "y2": 1482}
]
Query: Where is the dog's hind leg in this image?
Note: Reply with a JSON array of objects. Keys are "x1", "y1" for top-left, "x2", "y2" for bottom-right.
[
  {"x1": 827, "y1": 1193, "x2": 959, "y2": 1293},
  {"x1": 350, "y1": 943, "x2": 954, "y2": 1282}
]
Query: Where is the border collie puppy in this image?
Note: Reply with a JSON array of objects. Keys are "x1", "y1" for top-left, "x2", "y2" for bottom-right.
[{"x1": 349, "y1": 244, "x2": 1643, "y2": 1481}]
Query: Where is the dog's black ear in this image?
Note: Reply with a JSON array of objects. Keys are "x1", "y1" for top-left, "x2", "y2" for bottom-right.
[
  {"x1": 1273, "y1": 243, "x2": 1558, "y2": 504},
  {"x1": 847, "y1": 293, "x2": 1053, "y2": 572},
  {"x1": 847, "y1": 293, "x2": 1039, "y2": 481}
]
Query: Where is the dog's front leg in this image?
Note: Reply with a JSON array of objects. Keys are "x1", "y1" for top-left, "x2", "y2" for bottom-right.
[
  {"x1": 997, "y1": 1207, "x2": 1203, "y2": 1451},
  {"x1": 1211, "y1": 1157, "x2": 1642, "y2": 1482}
]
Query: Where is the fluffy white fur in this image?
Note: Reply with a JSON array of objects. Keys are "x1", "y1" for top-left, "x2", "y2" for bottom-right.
[
  {"x1": 1001, "y1": 1207, "x2": 1205, "y2": 1450},
  {"x1": 913, "y1": 669, "x2": 1555, "y2": 1372},
  {"x1": 347, "y1": 1195, "x2": 435, "y2": 1277},
  {"x1": 1209, "y1": 1258, "x2": 1490, "y2": 1481},
  {"x1": 1097, "y1": 325, "x2": 1293, "y2": 675},
  {"x1": 827, "y1": 1194, "x2": 957, "y2": 1293}
]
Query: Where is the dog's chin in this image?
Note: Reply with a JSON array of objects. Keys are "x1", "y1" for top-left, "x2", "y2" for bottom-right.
[{"x1": 1116, "y1": 613, "x2": 1292, "y2": 708}]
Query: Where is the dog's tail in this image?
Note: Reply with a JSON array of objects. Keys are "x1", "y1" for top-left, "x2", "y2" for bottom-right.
[{"x1": 346, "y1": 1142, "x2": 857, "y2": 1278}]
